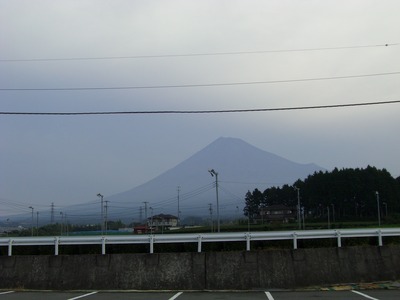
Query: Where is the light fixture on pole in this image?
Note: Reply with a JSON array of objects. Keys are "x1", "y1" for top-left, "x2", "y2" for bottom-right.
[
  {"x1": 97, "y1": 193, "x2": 104, "y2": 235},
  {"x1": 376, "y1": 191, "x2": 381, "y2": 227},
  {"x1": 208, "y1": 169, "x2": 220, "y2": 232}
]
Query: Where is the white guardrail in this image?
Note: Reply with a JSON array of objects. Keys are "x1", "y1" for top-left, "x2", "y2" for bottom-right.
[{"x1": 1, "y1": 228, "x2": 400, "y2": 256}]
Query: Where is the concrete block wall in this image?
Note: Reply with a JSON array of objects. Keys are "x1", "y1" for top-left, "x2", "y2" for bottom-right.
[{"x1": 0, "y1": 246, "x2": 399, "y2": 290}]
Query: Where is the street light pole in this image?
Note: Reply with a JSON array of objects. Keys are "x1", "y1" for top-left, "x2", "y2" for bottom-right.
[
  {"x1": 177, "y1": 186, "x2": 181, "y2": 226},
  {"x1": 294, "y1": 187, "x2": 300, "y2": 229},
  {"x1": 247, "y1": 211, "x2": 250, "y2": 232},
  {"x1": 104, "y1": 200, "x2": 109, "y2": 235},
  {"x1": 36, "y1": 211, "x2": 39, "y2": 236},
  {"x1": 66, "y1": 213, "x2": 69, "y2": 236},
  {"x1": 149, "y1": 207, "x2": 154, "y2": 234},
  {"x1": 97, "y1": 193, "x2": 104, "y2": 235},
  {"x1": 208, "y1": 203, "x2": 213, "y2": 232},
  {"x1": 376, "y1": 191, "x2": 381, "y2": 227},
  {"x1": 60, "y1": 212, "x2": 63, "y2": 235},
  {"x1": 143, "y1": 201, "x2": 149, "y2": 223},
  {"x1": 208, "y1": 169, "x2": 220, "y2": 232},
  {"x1": 29, "y1": 206, "x2": 34, "y2": 236}
]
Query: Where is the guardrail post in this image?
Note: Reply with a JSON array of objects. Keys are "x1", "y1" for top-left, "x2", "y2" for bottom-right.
[
  {"x1": 197, "y1": 235, "x2": 202, "y2": 253},
  {"x1": 336, "y1": 231, "x2": 342, "y2": 248},
  {"x1": 150, "y1": 235, "x2": 154, "y2": 254},
  {"x1": 378, "y1": 230, "x2": 383, "y2": 246},
  {"x1": 8, "y1": 239, "x2": 13, "y2": 256},
  {"x1": 293, "y1": 233, "x2": 298, "y2": 249},
  {"x1": 2, "y1": 228, "x2": 396, "y2": 256},
  {"x1": 101, "y1": 237, "x2": 106, "y2": 255},
  {"x1": 54, "y1": 237, "x2": 59, "y2": 256}
]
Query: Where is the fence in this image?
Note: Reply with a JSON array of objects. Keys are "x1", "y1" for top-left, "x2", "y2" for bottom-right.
[{"x1": 1, "y1": 228, "x2": 400, "y2": 256}]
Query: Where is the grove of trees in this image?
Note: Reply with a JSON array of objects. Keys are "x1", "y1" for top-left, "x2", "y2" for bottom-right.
[{"x1": 244, "y1": 166, "x2": 400, "y2": 222}]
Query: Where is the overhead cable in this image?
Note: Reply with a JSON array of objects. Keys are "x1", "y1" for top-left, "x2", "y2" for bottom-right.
[
  {"x1": 1, "y1": 100, "x2": 399, "y2": 116},
  {"x1": 1, "y1": 71, "x2": 399, "y2": 91},
  {"x1": 0, "y1": 43, "x2": 397, "y2": 62}
]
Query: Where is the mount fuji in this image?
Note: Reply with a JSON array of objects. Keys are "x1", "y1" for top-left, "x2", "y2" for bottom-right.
[{"x1": 100, "y1": 137, "x2": 324, "y2": 222}]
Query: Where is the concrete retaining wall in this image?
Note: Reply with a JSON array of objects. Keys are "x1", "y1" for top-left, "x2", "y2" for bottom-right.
[{"x1": 1, "y1": 246, "x2": 399, "y2": 290}]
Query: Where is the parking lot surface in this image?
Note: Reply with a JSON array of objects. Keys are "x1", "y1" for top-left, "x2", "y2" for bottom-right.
[{"x1": 1, "y1": 290, "x2": 400, "y2": 300}]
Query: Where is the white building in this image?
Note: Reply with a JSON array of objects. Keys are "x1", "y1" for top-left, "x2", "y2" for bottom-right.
[{"x1": 147, "y1": 214, "x2": 178, "y2": 230}]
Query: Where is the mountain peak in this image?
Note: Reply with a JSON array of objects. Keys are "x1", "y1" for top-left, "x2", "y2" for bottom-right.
[
  {"x1": 105, "y1": 137, "x2": 324, "y2": 219},
  {"x1": 206, "y1": 136, "x2": 254, "y2": 149},
  {"x1": 56, "y1": 137, "x2": 324, "y2": 223}
]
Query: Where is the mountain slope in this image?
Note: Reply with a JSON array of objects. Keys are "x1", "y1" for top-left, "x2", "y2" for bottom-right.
[
  {"x1": 9, "y1": 137, "x2": 325, "y2": 225},
  {"x1": 105, "y1": 137, "x2": 324, "y2": 221}
]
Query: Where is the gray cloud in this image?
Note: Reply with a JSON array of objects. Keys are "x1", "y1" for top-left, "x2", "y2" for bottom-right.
[{"x1": 1, "y1": 0, "x2": 399, "y2": 215}]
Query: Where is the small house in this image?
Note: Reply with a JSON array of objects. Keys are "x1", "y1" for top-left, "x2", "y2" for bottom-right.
[
  {"x1": 148, "y1": 214, "x2": 178, "y2": 230},
  {"x1": 260, "y1": 204, "x2": 297, "y2": 223}
]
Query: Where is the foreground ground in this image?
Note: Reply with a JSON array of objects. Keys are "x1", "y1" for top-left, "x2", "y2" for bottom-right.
[{"x1": 1, "y1": 282, "x2": 400, "y2": 300}]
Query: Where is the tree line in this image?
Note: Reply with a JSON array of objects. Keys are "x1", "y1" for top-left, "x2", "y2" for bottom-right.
[{"x1": 244, "y1": 166, "x2": 400, "y2": 222}]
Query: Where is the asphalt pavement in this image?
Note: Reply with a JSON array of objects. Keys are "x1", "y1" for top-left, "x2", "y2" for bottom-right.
[{"x1": 1, "y1": 290, "x2": 400, "y2": 300}]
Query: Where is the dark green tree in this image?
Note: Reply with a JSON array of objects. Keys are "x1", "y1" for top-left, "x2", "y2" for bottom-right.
[
  {"x1": 245, "y1": 166, "x2": 400, "y2": 222},
  {"x1": 243, "y1": 189, "x2": 264, "y2": 221}
]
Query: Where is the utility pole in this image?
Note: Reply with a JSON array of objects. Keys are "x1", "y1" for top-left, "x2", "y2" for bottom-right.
[
  {"x1": 36, "y1": 211, "x2": 39, "y2": 236},
  {"x1": 51, "y1": 202, "x2": 54, "y2": 224},
  {"x1": 64, "y1": 213, "x2": 68, "y2": 236},
  {"x1": 60, "y1": 212, "x2": 63, "y2": 235},
  {"x1": 143, "y1": 202, "x2": 148, "y2": 223},
  {"x1": 149, "y1": 207, "x2": 154, "y2": 233},
  {"x1": 208, "y1": 203, "x2": 213, "y2": 232},
  {"x1": 294, "y1": 187, "x2": 301, "y2": 229},
  {"x1": 97, "y1": 193, "x2": 104, "y2": 234},
  {"x1": 177, "y1": 186, "x2": 181, "y2": 226},
  {"x1": 376, "y1": 191, "x2": 381, "y2": 227},
  {"x1": 139, "y1": 206, "x2": 143, "y2": 224},
  {"x1": 29, "y1": 206, "x2": 34, "y2": 236},
  {"x1": 208, "y1": 169, "x2": 220, "y2": 232},
  {"x1": 105, "y1": 200, "x2": 109, "y2": 234},
  {"x1": 247, "y1": 208, "x2": 250, "y2": 232}
]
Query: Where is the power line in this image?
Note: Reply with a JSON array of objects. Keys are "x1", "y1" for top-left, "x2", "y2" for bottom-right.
[
  {"x1": 1, "y1": 71, "x2": 399, "y2": 91},
  {"x1": 0, "y1": 43, "x2": 397, "y2": 62},
  {"x1": 1, "y1": 100, "x2": 399, "y2": 116}
]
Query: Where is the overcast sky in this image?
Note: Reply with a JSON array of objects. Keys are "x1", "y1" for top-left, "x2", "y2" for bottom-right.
[{"x1": 1, "y1": 0, "x2": 399, "y2": 217}]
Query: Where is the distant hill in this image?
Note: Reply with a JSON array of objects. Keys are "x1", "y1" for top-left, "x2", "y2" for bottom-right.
[
  {"x1": 102, "y1": 137, "x2": 324, "y2": 222},
  {"x1": 8, "y1": 137, "x2": 325, "y2": 225}
]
